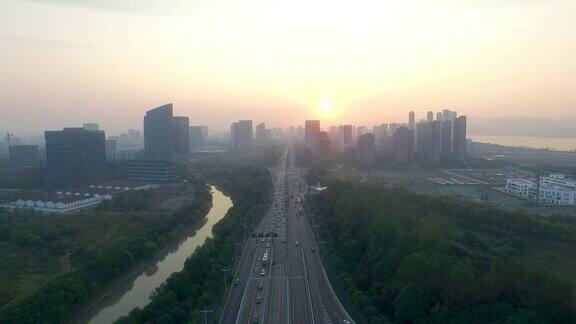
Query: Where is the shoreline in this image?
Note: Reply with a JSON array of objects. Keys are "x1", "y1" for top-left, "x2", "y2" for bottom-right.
[
  {"x1": 66, "y1": 203, "x2": 213, "y2": 324},
  {"x1": 67, "y1": 220, "x2": 208, "y2": 324}
]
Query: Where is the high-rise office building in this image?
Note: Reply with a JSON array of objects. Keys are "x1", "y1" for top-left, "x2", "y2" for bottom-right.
[
  {"x1": 256, "y1": 122, "x2": 271, "y2": 147},
  {"x1": 339, "y1": 124, "x2": 353, "y2": 149},
  {"x1": 415, "y1": 121, "x2": 431, "y2": 158},
  {"x1": 230, "y1": 122, "x2": 239, "y2": 149},
  {"x1": 389, "y1": 123, "x2": 400, "y2": 137},
  {"x1": 83, "y1": 123, "x2": 99, "y2": 131},
  {"x1": 144, "y1": 104, "x2": 174, "y2": 161},
  {"x1": 357, "y1": 133, "x2": 375, "y2": 166},
  {"x1": 393, "y1": 126, "x2": 414, "y2": 163},
  {"x1": 373, "y1": 124, "x2": 388, "y2": 151},
  {"x1": 427, "y1": 111, "x2": 434, "y2": 123},
  {"x1": 436, "y1": 112, "x2": 443, "y2": 121},
  {"x1": 318, "y1": 131, "x2": 329, "y2": 161},
  {"x1": 453, "y1": 115, "x2": 467, "y2": 160},
  {"x1": 356, "y1": 126, "x2": 368, "y2": 138},
  {"x1": 173, "y1": 116, "x2": 190, "y2": 156},
  {"x1": 430, "y1": 120, "x2": 442, "y2": 163},
  {"x1": 441, "y1": 120, "x2": 453, "y2": 160},
  {"x1": 237, "y1": 120, "x2": 253, "y2": 151},
  {"x1": 305, "y1": 120, "x2": 320, "y2": 154},
  {"x1": 45, "y1": 127, "x2": 106, "y2": 183},
  {"x1": 442, "y1": 109, "x2": 457, "y2": 121},
  {"x1": 408, "y1": 111, "x2": 415, "y2": 130}
]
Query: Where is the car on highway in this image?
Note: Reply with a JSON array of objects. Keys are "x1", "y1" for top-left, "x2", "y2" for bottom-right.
[
  {"x1": 257, "y1": 282, "x2": 263, "y2": 290},
  {"x1": 256, "y1": 296, "x2": 262, "y2": 304},
  {"x1": 234, "y1": 278, "x2": 240, "y2": 285},
  {"x1": 260, "y1": 269, "x2": 266, "y2": 276}
]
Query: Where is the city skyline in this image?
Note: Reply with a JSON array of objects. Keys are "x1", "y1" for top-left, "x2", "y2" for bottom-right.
[{"x1": 2, "y1": 0, "x2": 576, "y2": 135}]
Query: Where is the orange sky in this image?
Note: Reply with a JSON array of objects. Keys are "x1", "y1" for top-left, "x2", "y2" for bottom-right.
[{"x1": 1, "y1": 0, "x2": 575, "y2": 135}]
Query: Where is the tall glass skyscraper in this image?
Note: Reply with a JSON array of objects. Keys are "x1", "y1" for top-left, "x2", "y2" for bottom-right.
[{"x1": 144, "y1": 104, "x2": 174, "y2": 161}]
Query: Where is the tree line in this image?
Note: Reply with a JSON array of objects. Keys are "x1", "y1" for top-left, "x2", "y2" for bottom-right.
[
  {"x1": 0, "y1": 177, "x2": 212, "y2": 323},
  {"x1": 310, "y1": 181, "x2": 576, "y2": 323},
  {"x1": 116, "y1": 158, "x2": 273, "y2": 323}
]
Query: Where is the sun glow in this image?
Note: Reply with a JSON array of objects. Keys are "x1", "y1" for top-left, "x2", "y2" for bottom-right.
[{"x1": 320, "y1": 99, "x2": 333, "y2": 113}]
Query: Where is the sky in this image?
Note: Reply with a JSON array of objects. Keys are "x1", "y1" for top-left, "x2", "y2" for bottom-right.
[{"x1": 1, "y1": 0, "x2": 575, "y2": 135}]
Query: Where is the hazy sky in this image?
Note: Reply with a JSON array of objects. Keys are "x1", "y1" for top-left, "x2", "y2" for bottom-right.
[{"x1": 1, "y1": 0, "x2": 575, "y2": 135}]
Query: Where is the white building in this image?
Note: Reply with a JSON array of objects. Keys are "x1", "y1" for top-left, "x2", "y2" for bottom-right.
[
  {"x1": 539, "y1": 174, "x2": 576, "y2": 206},
  {"x1": 505, "y1": 174, "x2": 576, "y2": 206},
  {"x1": 505, "y1": 178, "x2": 536, "y2": 200}
]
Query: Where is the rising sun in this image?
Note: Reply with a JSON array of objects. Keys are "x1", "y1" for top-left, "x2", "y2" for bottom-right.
[{"x1": 320, "y1": 99, "x2": 333, "y2": 113}]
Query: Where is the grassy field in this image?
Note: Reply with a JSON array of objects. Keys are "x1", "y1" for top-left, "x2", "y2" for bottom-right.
[
  {"x1": 325, "y1": 169, "x2": 576, "y2": 216},
  {"x1": 0, "y1": 183, "x2": 201, "y2": 311}
]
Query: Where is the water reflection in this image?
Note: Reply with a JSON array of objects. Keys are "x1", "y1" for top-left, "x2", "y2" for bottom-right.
[{"x1": 82, "y1": 186, "x2": 232, "y2": 324}]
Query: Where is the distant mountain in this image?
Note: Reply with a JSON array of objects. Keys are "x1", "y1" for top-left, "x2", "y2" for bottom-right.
[{"x1": 468, "y1": 116, "x2": 576, "y2": 138}]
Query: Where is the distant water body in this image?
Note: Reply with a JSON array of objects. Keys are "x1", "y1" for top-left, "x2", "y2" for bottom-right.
[{"x1": 470, "y1": 135, "x2": 576, "y2": 152}]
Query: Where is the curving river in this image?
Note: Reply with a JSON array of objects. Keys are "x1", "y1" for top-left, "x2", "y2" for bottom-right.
[{"x1": 82, "y1": 186, "x2": 232, "y2": 324}]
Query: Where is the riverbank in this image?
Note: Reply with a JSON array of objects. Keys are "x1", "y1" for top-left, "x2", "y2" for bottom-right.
[
  {"x1": 76, "y1": 186, "x2": 232, "y2": 323},
  {"x1": 115, "y1": 161, "x2": 273, "y2": 323},
  {"x1": 67, "y1": 221, "x2": 207, "y2": 323},
  {"x1": 0, "y1": 180, "x2": 213, "y2": 323}
]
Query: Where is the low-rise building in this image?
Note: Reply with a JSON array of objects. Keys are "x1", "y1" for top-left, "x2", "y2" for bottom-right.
[
  {"x1": 505, "y1": 178, "x2": 536, "y2": 200},
  {"x1": 539, "y1": 174, "x2": 576, "y2": 206},
  {"x1": 504, "y1": 173, "x2": 576, "y2": 206}
]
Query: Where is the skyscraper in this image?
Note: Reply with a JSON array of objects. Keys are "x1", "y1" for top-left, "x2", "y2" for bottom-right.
[
  {"x1": 427, "y1": 111, "x2": 434, "y2": 123},
  {"x1": 436, "y1": 112, "x2": 443, "y2": 121},
  {"x1": 416, "y1": 121, "x2": 431, "y2": 158},
  {"x1": 356, "y1": 126, "x2": 368, "y2": 138},
  {"x1": 357, "y1": 133, "x2": 375, "y2": 166},
  {"x1": 230, "y1": 122, "x2": 239, "y2": 150},
  {"x1": 430, "y1": 120, "x2": 442, "y2": 163},
  {"x1": 144, "y1": 104, "x2": 174, "y2": 161},
  {"x1": 173, "y1": 116, "x2": 190, "y2": 156},
  {"x1": 45, "y1": 127, "x2": 106, "y2": 183},
  {"x1": 305, "y1": 120, "x2": 320, "y2": 154},
  {"x1": 237, "y1": 120, "x2": 253, "y2": 151},
  {"x1": 339, "y1": 124, "x2": 353, "y2": 149},
  {"x1": 393, "y1": 126, "x2": 414, "y2": 163},
  {"x1": 441, "y1": 120, "x2": 453, "y2": 160},
  {"x1": 439, "y1": 109, "x2": 457, "y2": 160},
  {"x1": 453, "y1": 115, "x2": 467, "y2": 160},
  {"x1": 318, "y1": 131, "x2": 329, "y2": 161},
  {"x1": 408, "y1": 111, "x2": 415, "y2": 130},
  {"x1": 256, "y1": 122, "x2": 271, "y2": 147},
  {"x1": 389, "y1": 123, "x2": 400, "y2": 136}
]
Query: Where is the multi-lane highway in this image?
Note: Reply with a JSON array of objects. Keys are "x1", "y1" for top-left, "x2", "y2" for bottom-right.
[{"x1": 220, "y1": 144, "x2": 354, "y2": 324}]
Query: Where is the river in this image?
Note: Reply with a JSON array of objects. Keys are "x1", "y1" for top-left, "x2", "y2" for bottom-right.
[
  {"x1": 82, "y1": 186, "x2": 232, "y2": 324},
  {"x1": 470, "y1": 134, "x2": 576, "y2": 152}
]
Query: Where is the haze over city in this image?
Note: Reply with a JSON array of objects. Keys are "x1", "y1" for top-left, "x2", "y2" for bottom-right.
[{"x1": 1, "y1": 0, "x2": 576, "y2": 135}]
